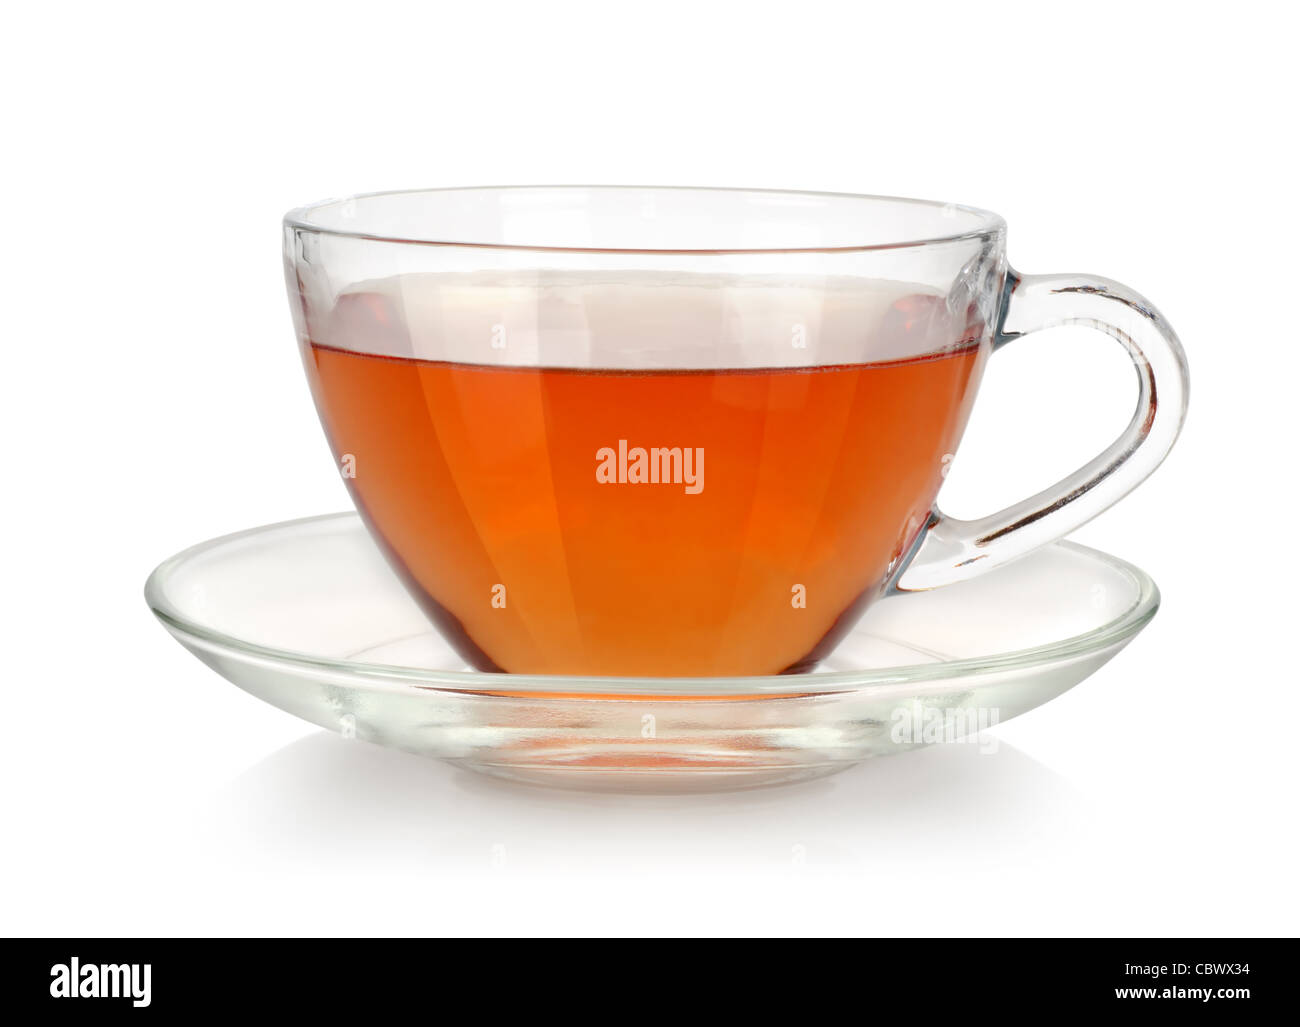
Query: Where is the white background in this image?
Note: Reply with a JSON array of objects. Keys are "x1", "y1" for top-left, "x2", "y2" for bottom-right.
[{"x1": 3, "y1": 0, "x2": 1296, "y2": 936}]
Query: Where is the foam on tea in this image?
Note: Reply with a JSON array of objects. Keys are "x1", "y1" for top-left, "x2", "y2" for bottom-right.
[{"x1": 301, "y1": 271, "x2": 986, "y2": 676}]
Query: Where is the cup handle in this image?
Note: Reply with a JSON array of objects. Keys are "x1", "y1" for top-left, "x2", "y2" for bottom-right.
[{"x1": 896, "y1": 268, "x2": 1190, "y2": 592}]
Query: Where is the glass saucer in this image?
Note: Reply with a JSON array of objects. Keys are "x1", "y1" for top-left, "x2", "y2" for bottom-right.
[{"x1": 145, "y1": 513, "x2": 1158, "y2": 792}]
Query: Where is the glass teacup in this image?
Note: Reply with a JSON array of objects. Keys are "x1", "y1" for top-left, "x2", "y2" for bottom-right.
[{"x1": 284, "y1": 187, "x2": 1187, "y2": 677}]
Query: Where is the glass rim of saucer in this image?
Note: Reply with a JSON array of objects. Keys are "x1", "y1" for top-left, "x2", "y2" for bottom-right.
[
  {"x1": 283, "y1": 185, "x2": 1007, "y2": 256},
  {"x1": 144, "y1": 512, "x2": 1159, "y2": 698}
]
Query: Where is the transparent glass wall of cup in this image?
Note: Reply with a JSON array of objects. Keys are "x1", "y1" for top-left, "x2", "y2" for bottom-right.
[{"x1": 283, "y1": 187, "x2": 1187, "y2": 678}]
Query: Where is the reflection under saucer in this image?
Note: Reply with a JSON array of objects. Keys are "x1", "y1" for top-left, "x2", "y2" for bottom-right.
[{"x1": 208, "y1": 731, "x2": 1093, "y2": 876}]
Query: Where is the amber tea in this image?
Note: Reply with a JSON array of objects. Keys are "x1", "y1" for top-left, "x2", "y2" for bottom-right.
[{"x1": 302, "y1": 273, "x2": 985, "y2": 676}]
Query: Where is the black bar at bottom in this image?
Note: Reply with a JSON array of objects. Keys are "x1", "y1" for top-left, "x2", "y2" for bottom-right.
[{"x1": 0, "y1": 938, "x2": 1277, "y2": 1017}]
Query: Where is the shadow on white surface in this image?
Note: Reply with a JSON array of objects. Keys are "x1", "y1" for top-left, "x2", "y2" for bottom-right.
[{"x1": 208, "y1": 731, "x2": 1093, "y2": 876}]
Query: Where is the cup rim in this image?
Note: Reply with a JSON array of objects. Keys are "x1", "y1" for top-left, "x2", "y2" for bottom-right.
[{"x1": 283, "y1": 185, "x2": 1006, "y2": 256}]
